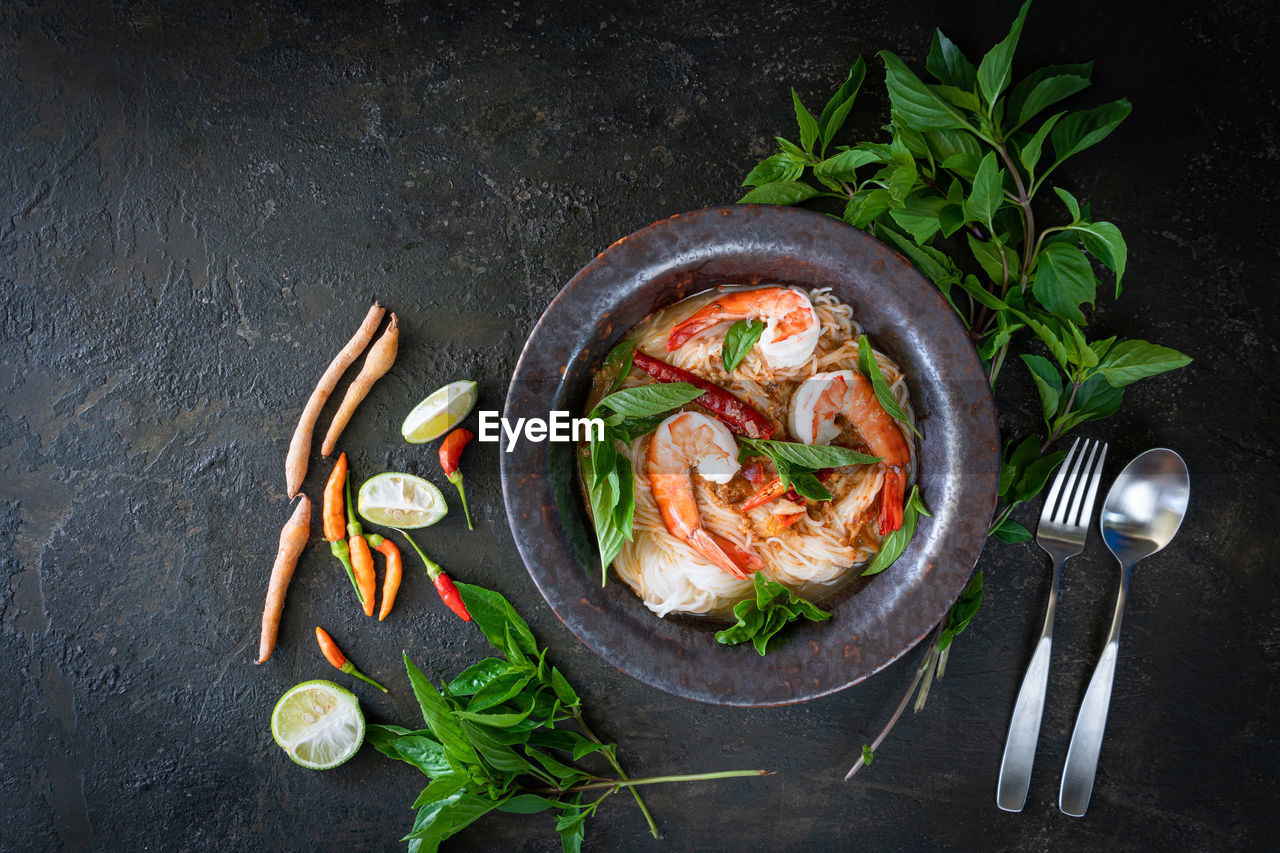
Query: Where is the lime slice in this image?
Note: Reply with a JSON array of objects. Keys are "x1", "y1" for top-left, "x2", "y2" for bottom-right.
[
  {"x1": 271, "y1": 680, "x2": 365, "y2": 770},
  {"x1": 358, "y1": 472, "x2": 448, "y2": 529},
  {"x1": 402, "y1": 380, "x2": 478, "y2": 443}
]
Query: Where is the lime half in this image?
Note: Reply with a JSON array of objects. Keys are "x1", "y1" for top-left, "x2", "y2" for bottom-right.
[
  {"x1": 402, "y1": 380, "x2": 478, "y2": 443},
  {"x1": 358, "y1": 472, "x2": 448, "y2": 529},
  {"x1": 271, "y1": 680, "x2": 365, "y2": 770}
]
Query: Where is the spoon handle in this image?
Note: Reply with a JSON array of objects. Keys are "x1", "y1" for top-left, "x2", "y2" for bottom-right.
[{"x1": 1059, "y1": 575, "x2": 1129, "y2": 817}]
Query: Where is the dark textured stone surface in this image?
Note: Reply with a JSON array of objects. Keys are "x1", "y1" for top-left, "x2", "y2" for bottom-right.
[{"x1": 2, "y1": 0, "x2": 1276, "y2": 850}]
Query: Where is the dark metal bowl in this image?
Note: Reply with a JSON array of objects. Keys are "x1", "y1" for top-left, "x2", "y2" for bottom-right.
[{"x1": 501, "y1": 205, "x2": 998, "y2": 707}]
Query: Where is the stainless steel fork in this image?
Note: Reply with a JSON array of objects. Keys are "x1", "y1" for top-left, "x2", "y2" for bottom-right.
[{"x1": 995, "y1": 437, "x2": 1108, "y2": 812}]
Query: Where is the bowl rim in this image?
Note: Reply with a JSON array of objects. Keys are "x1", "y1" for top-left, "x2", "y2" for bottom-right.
[{"x1": 501, "y1": 204, "x2": 998, "y2": 706}]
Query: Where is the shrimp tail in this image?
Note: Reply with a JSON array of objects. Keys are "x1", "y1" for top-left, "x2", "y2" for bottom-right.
[
  {"x1": 667, "y1": 308, "x2": 720, "y2": 351},
  {"x1": 878, "y1": 469, "x2": 905, "y2": 535},
  {"x1": 689, "y1": 528, "x2": 750, "y2": 579},
  {"x1": 707, "y1": 532, "x2": 763, "y2": 575}
]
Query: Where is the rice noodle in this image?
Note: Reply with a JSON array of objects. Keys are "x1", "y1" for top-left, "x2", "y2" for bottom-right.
[{"x1": 597, "y1": 286, "x2": 918, "y2": 618}]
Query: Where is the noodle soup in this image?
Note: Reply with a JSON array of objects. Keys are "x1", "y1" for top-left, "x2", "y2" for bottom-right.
[{"x1": 582, "y1": 285, "x2": 918, "y2": 619}]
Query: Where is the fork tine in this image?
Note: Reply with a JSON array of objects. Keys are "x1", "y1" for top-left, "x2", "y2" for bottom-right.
[
  {"x1": 1073, "y1": 442, "x2": 1108, "y2": 529},
  {"x1": 1051, "y1": 439, "x2": 1091, "y2": 525},
  {"x1": 1063, "y1": 441, "x2": 1100, "y2": 527},
  {"x1": 1040, "y1": 437, "x2": 1081, "y2": 525}
]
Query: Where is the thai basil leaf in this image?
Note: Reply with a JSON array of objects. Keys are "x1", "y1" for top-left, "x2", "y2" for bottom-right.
[
  {"x1": 792, "y1": 88, "x2": 819, "y2": 152},
  {"x1": 938, "y1": 570, "x2": 983, "y2": 651},
  {"x1": 742, "y1": 151, "x2": 806, "y2": 187},
  {"x1": 976, "y1": 0, "x2": 1031, "y2": 106},
  {"x1": 815, "y1": 148, "x2": 883, "y2": 184},
  {"x1": 594, "y1": 382, "x2": 703, "y2": 418},
  {"x1": 818, "y1": 59, "x2": 867, "y2": 148},
  {"x1": 456, "y1": 583, "x2": 539, "y2": 660},
  {"x1": 858, "y1": 334, "x2": 923, "y2": 438},
  {"x1": 991, "y1": 518, "x2": 1032, "y2": 543},
  {"x1": 744, "y1": 438, "x2": 881, "y2": 468},
  {"x1": 1067, "y1": 220, "x2": 1128, "y2": 295},
  {"x1": 879, "y1": 50, "x2": 978, "y2": 133},
  {"x1": 738, "y1": 180, "x2": 821, "y2": 205},
  {"x1": 1021, "y1": 354, "x2": 1063, "y2": 426},
  {"x1": 447, "y1": 658, "x2": 511, "y2": 696},
  {"x1": 1032, "y1": 242, "x2": 1096, "y2": 325},
  {"x1": 1094, "y1": 339, "x2": 1192, "y2": 387},
  {"x1": 1049, "y1": 99, "x2": 1133, "y2": 166},
  {"x1": 722, "y1": 319, "x2": 764, "y2": 372},
  {"x1": 925, "y1": 28, "x2": 977, "y2": 90},
  {"x1": 602, "y1": 339, "x2": 636, "y2": 394},
  {"x1": 1006, "y1": 62, "x2": 1093, "y2": 128},
  {"x1": 715, "y1": 573, "x2": 831, "y2": 655},
  {"x1": 404, "y1": 653, "x2": 480, "y2": 765},
  {"x1": 788, "y1": 470, "x2": 833, "y2": 502},
  {"x1": 862, "y1": 485, "x2": 930, "y2": 576},
  {"x1": 964, "y1": 151, "x2": 1003, "y2": 228},
  {"x1": 1019, "y1": 111, "x2": 1064, "y2": 175}
]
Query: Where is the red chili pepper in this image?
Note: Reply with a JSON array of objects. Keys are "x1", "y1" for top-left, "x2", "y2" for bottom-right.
[
  {"x1": 432, "y1": 573, "x2": 472, "y2": 622},
  {"x1": 396, "y1": 531, "x2": 473, "y2": 621},
  {"x1": 439, "y1": 428, "x2": 474, "y2": 530},
  {"x1": 315, "y1": 627, "x2": 388, "y2": 692},
  {"x1": 631, "y1": 351, "x2": 775, "y2": 439}
]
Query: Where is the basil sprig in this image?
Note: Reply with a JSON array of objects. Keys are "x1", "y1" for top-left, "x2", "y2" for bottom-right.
[
  {"x1": 715, "y1": 572, "x2": 831, "y2": 655},
  {"x1": 585, "y1": 345, "x2": 705, "y2": 584},
  {"x1": 740, "y1": 437, "x2": 880, "y2": 502},
  {"x1": 857, "y1": 334, "x2": 923, "y2": 439},
  {"x1": 721, "y1": 319, "x2": 764, "y2": 372},
  {"x1": 371, "y1": 583, "x2": 766, "y2": 850}
]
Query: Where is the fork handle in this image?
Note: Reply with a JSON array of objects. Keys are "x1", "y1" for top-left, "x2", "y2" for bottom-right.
[
  {"x1": 996, "y1": 634, "x2": 1053, "y2": 811},
  {"x1": 1059, "y1": 574, "x2": 1129, "y2": 817}
]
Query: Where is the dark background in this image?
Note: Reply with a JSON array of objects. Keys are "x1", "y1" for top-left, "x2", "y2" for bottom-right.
[{"x1": 3, "y1": 0, "x2": 1277, "y2": 850}]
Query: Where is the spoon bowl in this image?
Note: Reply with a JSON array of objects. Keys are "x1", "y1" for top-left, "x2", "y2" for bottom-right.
[
  {"x1": 1060, "y1": 448, "x2": 1190, "y2": 816},
  {"x1": 1100, "y1": 449, "x2": 1190, "y2": 567}
]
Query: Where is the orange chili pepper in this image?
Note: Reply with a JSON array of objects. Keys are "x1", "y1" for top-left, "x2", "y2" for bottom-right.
[
  {"x1": 323, "y1": 452, "x2": 348, "y2": 542},
  {"x1": 350, "y1": 534, "x2": 376, "y2": 617},
  {"x1": 315, "y1": 627, "x2": 387, "y2": 692},
  {"x1": 373, "y1": 538, "x2": 402, "y2": 621}
]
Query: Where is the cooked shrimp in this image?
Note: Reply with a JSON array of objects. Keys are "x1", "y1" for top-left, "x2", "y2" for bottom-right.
[
  {"x1": 788, "y1": 370, "x2": 911, "y2": 535},
  {"x1": 666, "y1": 286, "x2": 820, "y2": 369},
  {"x1": 646, "y1": 411, "x2": 761, "y2": 578}
]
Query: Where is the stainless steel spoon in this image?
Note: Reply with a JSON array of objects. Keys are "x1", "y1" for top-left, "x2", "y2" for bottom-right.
[{"x1": 1058, "y1": 448, "x2": 1190, "y2": 817}]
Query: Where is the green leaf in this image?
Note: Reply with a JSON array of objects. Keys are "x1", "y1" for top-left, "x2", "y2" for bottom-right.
[
  {"x1": 938, "y1": 570, "x2": 983, "y2": 650},
  {"x1": 1006, "y1": 62, "x2": 1093, "y2": 128},
  {"x1": 1021, "y1": 354, "x2": 1063, "y2": 426},
  {"x1": 1067, "y1": 221, "x2": 1128, "y2": 295},
  {"x1": 844, "y1": 187, "x2": 893, "y2": 228},
  {"x1": 818, "y1": 59, "x2": 867, "y2": 148},
  {"x1": 1017, "y1": 312, "x2": 1072, "y2": 370},
  {"x1": 957, "y1": 273, "x2": 1009, "y2": 310},
  {"x1": 976, "y1": 0, "x2": 1031, "y2": 107},
  {"x1": 738, "y1": 180, "x2": 821, "y2": 205},
  {"x1": 1095, "y1": 339, "x2": 1192, "y2": 387},
  {"x1": 1010, "y1": 449, "x2": 1068, "y2": 506},
  {"x1": 1049, "y1": 99, "x2": 1133, "y2": 165},
  {"x1": 1018, "y1": 111, "x2": 1064, "y2": 175},
  {"x1": 461, "y1": 720, "x2": 540, "y2": 776},
  {"x1": 744, "y1": 438, "x2": 881, "y2": 469},
  {"x1": 1067, "y1": 373, "x2": 1124, "y2": 424},
  {"x1": 941, "y1": 152, "x2": 981, "y2": 181},
  {"x1": 404, "y1": 654, "x2": 479, "y2": 766},
  {"x1": 1032, "y1": 242, "x2": 1096, "y2": 325},
  {"x1": 455, "y1": 583, "x2": 539, "y2": 661},
  {"x1": 887, "y1": 160, "x2": 918, "y2": 203},
  {"x1": 814, "y1": 148, "x2": 884, "y2": 184},
  {"x1": 595, "y1": 382, "x2": 704, "y2": 418},
  {"x1": 857, "y1": 334, "x2": 922, "y2": 438},
  {"x1": 924, "y1": 128, "x2": 984, "y2": 165},
  {"x1": 968, "y1": 234, "x2": 1017, "y2": 285},
  {"x1": 403, "y1": 793, "x2": 501, "y2": 844},
  {"x1": 887, "y1": 194, "x2": 946, "y2": 244},
  {"x1": 722, "y1": 319, "x2": 765, "y2": 372},
  {"x1": 926, "y1": 29, "x2": 977, "y2": 90},
  {"x1": 879, "y1": 51, "x2": 979, "y2": 133},
  {"x1": 788, "y1": 470, "x2": 834, "y2": 502},
  {"x1": 1054, "y1": 187, "x2": 1081, "y2": 222},
  {"x1": 930, "y1": 84, "x2": 981, "y2": 113},
  {"x1": 548, "y1": 667, "x2": 580, "y2": 709},
  {"x1": 601, "y1": 339, "x2": 636, "y2": 394},
  {"x1": 863, "y1": 485, "x2": 930, "y2": 576},
  {"x1": 496, "y1": 794, "x2": 558, "y2": 815},
  {"x1": 556, "y1": 801, "x2": 589, "y2": 853},
  {"x1": 861, "y1": 744, "x2": 875, "y2": 766},
  {"x1": 714, "y1": 573, "x2": 830, "y2": 655},
  {"x1": 447, "y1": 658, "x2": 511, "y2": 696},
  {"x1": 998, "y1": 435, "x2": 1039, "y2": 498},
  {"x1": 1009, "y1": 72, "x2": 1091, "y2": 130},
  {"x1": 742, "y1": 152, "x2": 805, "y2": 187},
  {"x1": 876, "y1": 223, "x2": 961, "y2": 288},
  {"x1": 964, "y1": 151, "x2": 1003, "y2": 227},
  {"x1": 410, "y1": 772, "x2": 470, "y2": 809},
  {"x1": 991, "y1": 517, "x2": 1032, "y2": 543},
  {"x1": 792, "y1": 88, "x2": 819, "y2": 153},
  {"x1": 467, "y1": 671, "x2": 534, "y2": 712}
]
